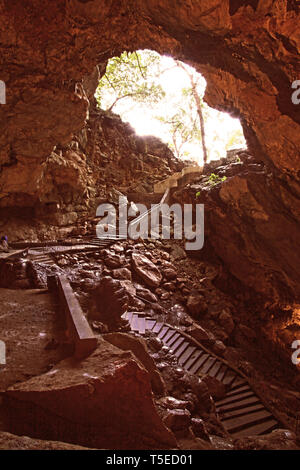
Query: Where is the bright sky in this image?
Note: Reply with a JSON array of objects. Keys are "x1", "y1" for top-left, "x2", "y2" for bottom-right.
[{"x1": 100, "y1": 52, "x2": 246, "y2": 164}]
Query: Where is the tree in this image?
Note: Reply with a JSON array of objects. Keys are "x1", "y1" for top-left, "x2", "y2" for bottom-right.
[
  {"x1": 156, "y1": 104, "x2": 202, "y2": 160},
  {"x1": 95, "y1": 51, "x2": 165, "y2": 112},
  {"x1": 175, "y1": 61, "x2": 209, "y2": 164}
]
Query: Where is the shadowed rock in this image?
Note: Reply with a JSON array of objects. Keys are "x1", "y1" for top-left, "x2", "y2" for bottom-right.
[
  {"x1": 89, "y1": 276, "x2": 129, "y2": 331},
  {"x1": 3, "y1": 340, "x2": 177, "y2": 450}
]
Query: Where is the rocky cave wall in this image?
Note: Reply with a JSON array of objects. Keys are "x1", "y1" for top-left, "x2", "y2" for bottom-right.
[
  {"x1": 0, "y1": 0, "x2": 299, "y2": 304},
  {"x1": 0, "y1": 99, "x2": 183, "y2": 241}
]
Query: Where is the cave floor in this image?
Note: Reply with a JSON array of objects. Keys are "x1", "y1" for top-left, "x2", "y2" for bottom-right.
[
  {"x1": 0, "y1": 288, "x2": 68, "y2": 393},
  {"x1": 0, "y1": 242, "x2": 300, "y2": 448}
]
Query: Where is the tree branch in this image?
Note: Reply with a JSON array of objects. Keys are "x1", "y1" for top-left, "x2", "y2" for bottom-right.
[{"x1": 134, "y1": 52, "x2": 146, "y2": 80}]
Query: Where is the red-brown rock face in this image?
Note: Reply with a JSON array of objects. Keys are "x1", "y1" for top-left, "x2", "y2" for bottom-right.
[
  {"x1": 175, "y1": 151, "x2": 300, "y2": 306},
  {"x1": 3, "y1": 340, "x2": 177, "y2": 450},
  {"x1": 0, "y1": 1, "x2": 299, "y2": 302},
  {"x1": 1, "y1": 1, "x2": 299, "y2": 200}
]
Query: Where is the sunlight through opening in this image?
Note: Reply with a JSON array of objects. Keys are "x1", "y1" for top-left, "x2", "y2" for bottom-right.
[{"x1": 95, "y1": 50, "x2": 247, "y2": 165}]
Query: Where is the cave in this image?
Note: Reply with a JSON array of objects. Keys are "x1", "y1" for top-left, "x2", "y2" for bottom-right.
[{"x1": 0, "y1": 0, "x2": 300, "y2": 453}]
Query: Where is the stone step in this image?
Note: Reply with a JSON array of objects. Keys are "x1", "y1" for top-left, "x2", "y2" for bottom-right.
[
  {"x1": 169, "y1": 336, "x2": 185, "y2": 352},
  {"x1": 127, "y1": 319, "x2": 281, "y2": 437},
  {"x1": 191, "y1": 353, "x2": 210, "y2": 374},
  {"x1": 178, "y1": 346, "x2": 197, "y2": 366},
  {"x1": 162, "y1": 329, "x2": 177, "y2": 344},
  {"x1": 222, "y1": 409, "x2": 273, "y2": 434},
  {"x1": 216, "y1": 390, "x2": 256, "y2": 407},
  {"x1": 207, "y1": 360, "x2": 224, "y2": 378},
  {"x1": 231, "y1": 418, "x2": 278, "y2": 438},
  {"x1": 226, "y1": 385, "x2": 251, "y2": 397},
  {"x1": 198, "y1": 356, "x2": 217, "y2": 375},
  {"x1": 166, "y1": 332, "x2": 181, "y2": 348},
  {"x1": 220, "y1": 403, "x2": 265, "y2": 421},
  {"x1": 157, "y1": 326, "x2": 170, "y2": 339},
  {"x1": 221, "y1": 369, "x2": 237, "y2": 386},
  {"x1": 152, "y1": 322, "x2": 164, "y2": 334},
  {"x1": 184, "y1": 350, "x2": 203, "y2": 372},
  {"x1": 216, "y1": 395, "x2": 260, "y2": 413}
]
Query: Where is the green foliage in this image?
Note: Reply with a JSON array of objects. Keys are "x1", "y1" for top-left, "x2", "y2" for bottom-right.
[
  {"x1": 195, "y1": 191, "x2": 201, "y2": 198},
  {"x1": 208, "y1": 173, "x2": 227, "y2": 185},
  {"x1": 95, "y1": 51, "x2": 165, "y2": 111}
]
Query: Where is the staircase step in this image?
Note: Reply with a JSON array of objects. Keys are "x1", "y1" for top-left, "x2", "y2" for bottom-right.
[
  {"x1": 139, "y1": 316, "x2": 146, "y2": 335},
  {"x1": 216, "y1": 390, "x2": 256, "y2": 407},
  {"x1": 230, "y1": 376, "x2": 248, "y2": 389},
  {"x1": 178, "y1": 346, "x2": 197, "y2": 366},
  {"x1": 131, "y1": 314, "x2": 140, "y2": 331},
  {"x1": 157, "y1": 326, "x2": 169, "y2": 339},
  {"x1": 184, "y1": 350, "x2": 203, "y2": 372},
  {"x1": 231, "y1": 418, "x2": 278, "y2": 438},
  {"x1": 216, "y1": 396, "x2": 260, "y2": 413},
  {"x1": 220, "y1": 403, "x2": 265, "y2": 421},
  {"x1": 198, "y1": 356, "x2": 217, "y2": 375},
  {"x1": 222, "y1": 409, "x2": 273, "y2": 433},
  {"x1": 152, "y1": 322, "x2": 164, "y2": 334},
  {"x1": 226, "y1": 385, "x2": 251, "y2": 397},
  {"x1": 166, "y1": 332, "x2": 181, "y2": 347},
  {"x1": 162, "y1": 329, "x2": 177, "y2": 344},
  {"x1": 215, "y1": 364, "x2": 228, "y2": 382},
  {"x1": 126, "y1": 312, "x2": 134, "y2": 324},
  {"x1": 190, "y1": 353, "x2": 210, "y2": 374},
  {"x1": 169, "y1": 336, "x2": 185, "y2": 353},
  {"x1": 207, "y1": 361, "x2": 223, "y2": 378},
  {"x1": 221, "y1": 369, "x2": 237, "y2": 386},
  {"x1": 145, "y1": 319, "x2": 156, "y2": 330},
  {"x1": 125, "y1": 317, "x2": 281, "y2": 438}
]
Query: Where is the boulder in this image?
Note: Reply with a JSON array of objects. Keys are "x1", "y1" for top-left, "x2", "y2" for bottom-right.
[
  {"x1": 103, "y1": 332, "x2": 166, "y2": 396},
  {"x1": 88, "y1": 276, "x2": 128, "y2": 330},
  {"x1": 135, "y1": 284, "x2": 158, "y2": 303},
  {"x1": 186, "y1": 324, "x2": 214, "y2": 343},
  {"x1": 170, "y1": 245, "x2": 187, "y2": 261},
  {"x1": 186, "y1": 294, "x2": 208, "y2": 317},
  {"x1": 191, "y1": 418, "x2": 210, "y2": 441},
  {"x1": 202, "y1": 375, "x2": 227, "y2": 400},
  {"x1": 158, "y1": 396, "x2": 190, "y2": 411},
  {"x1": 119, "y1": 280, "x2": 136, "y2": 298},
  {"x1": 112, "y1": 268, "x2": 132, "y2": 281},
  {"x1": 212, "y1": 340, "x2": 226, "y2": 357},
  {"x1": 3, "y1": 340, "x2": 176, "y2": 450},
  {"x1": 162, "y1": 267, "x2": 177, "y2": 280},
  {"x1": 219, "y1": 309, "x2": 235, "y2": 335},
  {"x1": 162, "y1": 409, "x2": 191, "y2": 431},
  {"x1": 131, "y1": 253, "x2": 162, "y2": 288},
  {"x1": 162, "y1": 282, "x2": 176, "y2": 291}
]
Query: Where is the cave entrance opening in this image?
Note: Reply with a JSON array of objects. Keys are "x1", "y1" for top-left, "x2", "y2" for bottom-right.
[{"x1": 95, "y1": 49, "x2": 247, "y2": 166}]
